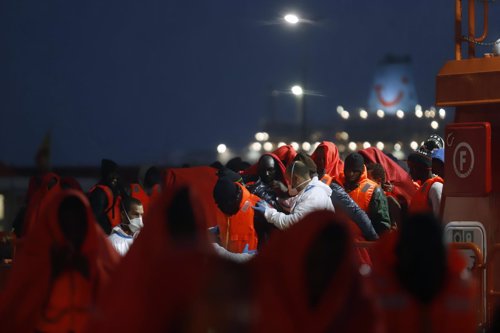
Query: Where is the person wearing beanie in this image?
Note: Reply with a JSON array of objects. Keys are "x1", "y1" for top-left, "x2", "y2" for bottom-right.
[
  {"x1": 89, "y1": 159, "x2": 124, "y2": 234},
  {"x1": 407, "y1": 148, "x2": 444, "y2": 217},
  {"x1": 340, "y1": 153, "x2": 391, "y2": 235},
  {"x1": 212, "y1": 177, "x2": 259, "y2": 255}
]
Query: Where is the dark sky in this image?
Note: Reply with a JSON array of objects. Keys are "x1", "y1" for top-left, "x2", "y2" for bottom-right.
[{"x1": 1, "y1": 0, "x2": 499, "y2": 166}]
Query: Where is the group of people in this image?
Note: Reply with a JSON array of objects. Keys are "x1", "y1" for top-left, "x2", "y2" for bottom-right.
[{"x1": 0, "y1": 134, "x2": 493, "y2": 332}]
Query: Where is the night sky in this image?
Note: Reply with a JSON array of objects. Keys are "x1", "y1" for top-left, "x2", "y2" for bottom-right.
[{"x1": 1, "y1": 0, "x2": 499, "y2": 166}]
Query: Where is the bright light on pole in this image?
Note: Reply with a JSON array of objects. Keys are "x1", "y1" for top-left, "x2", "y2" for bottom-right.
[
  {"x1": 376, "y1": 109, "x2": 385, "y2": 118},
  {"x1": 217, "y1": 144, "x2": 227, "y2": 154},
  {"x1": 340, "y1": 110, "x2": 350, "y2": 120},
  {"x1": 291, "y1": 85, "x2": 303, "y2": 96},
  {"x1": 284, "y1": 14, "x2": 300, "y2": 24},
  {"x1": 359, "y1": 109, "x2": 368, "y2": 119}
]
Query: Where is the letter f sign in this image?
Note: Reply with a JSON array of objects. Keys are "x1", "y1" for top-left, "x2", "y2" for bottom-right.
[{"x1": 460, "y1": 150, "x2": 467, "y2": 171}]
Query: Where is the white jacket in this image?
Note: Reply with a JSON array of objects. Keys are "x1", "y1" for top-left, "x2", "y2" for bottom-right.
[
  {"x1": 108, "y1": 226, "x2": 134, "y2": 256},
  {"x1": 264, "y1": 177, "x2": 334, "y2": 230}
]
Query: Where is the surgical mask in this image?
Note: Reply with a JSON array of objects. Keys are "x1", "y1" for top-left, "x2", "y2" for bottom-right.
[
  {"x1": 124, "y1": 210, "x2": 144, "y2": 234},
  {"x1": 128, "y1": 217, "x2": 143, "y2": 233},
  {"x1": 287, "y1": 180, "x2": 310, "y2": 196},
  {"x1": 287, "y1": 162, "x2": 310, "y2": 196}
]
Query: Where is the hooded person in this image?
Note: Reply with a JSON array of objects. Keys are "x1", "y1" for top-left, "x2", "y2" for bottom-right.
[
  {"x1": 340, "y1": 153, "x2": 391, "y2": 235},
  {"x1": 88, "y1": 159, "x2": 123, "y2": 235},
  {"x1": 359, "y1": 147, "x2": 416, "y2": 210},
  {"x1": 407, "y1": 148, "x2": 444, "y2": 217},
  {"x1": 253, "y1": 161, "x2": 334, "y2": 230},
  {"x1": 0, "y1": 190, "x2": 119, "y2": 333},
  {"x1": 252, "y1": 210, "x2": 381, "y2": 333},
  {"x1": 367, "y1": 163, "x2": 402, "y2": 229},
  {"x1": 245, "y1": 154, "x2": 288, "y2": 210},
  {"x1": 16, "y1": 172, "x2": 62, "y2": 238},
  {"x1": 242, "y1": 153, "x2": 288, "y2": 194},
  {"x1": 371, "y1": 213, "x2": 477, "y2": 333},
  {"x1": 272, "y1": 144, "x2": 298, "y2": 167},
  {"x1": 86, "y1": 186, "x2": 252, "y2": 332},
  {"x1": 311, "y1": 141, "x2": 344, "y2": 185},
  {"x1": 163, "y1": 165, "x2": 227, "y2": 229}
]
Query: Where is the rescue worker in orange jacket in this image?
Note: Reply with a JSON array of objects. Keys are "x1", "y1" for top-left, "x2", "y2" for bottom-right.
[
  {"x1": 407, "y1": 148, "x2": 444, "y2": 217},
  {"x1": 88, "y1": 159, "x2": 124, "y2": 234},
  {"x1": 340, "y1": 153, "x2": 391, "y2": 235},
  {"x1": 213, "y1": 177, "x2": 259, "y2": 253},
  {"x1": 129, "y1": 165, "x2": 161, "y2": 215},
  {"x1": 371, "y1": 213, "x2": 478, "y2": 333}
]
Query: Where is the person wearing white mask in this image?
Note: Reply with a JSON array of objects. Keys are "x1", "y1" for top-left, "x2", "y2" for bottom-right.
[
  {"x1": 108, "y1": 197, "x2": 144, "y2": 256},
  {"x1": 253, "y1": 160, "x2": 334, "y2": 230}
]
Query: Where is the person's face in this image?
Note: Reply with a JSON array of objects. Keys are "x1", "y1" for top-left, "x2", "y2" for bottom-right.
[
  {"x1": 128, "y1": 203, "x2": 144, "y2": 219},
  {"x1": 59, "y1": 197, "x2": 88, "y2": 251},
  {"x1": 367, "y1": 170, "x2": 382, "y2": 185},
  {"x1": 215, "y1": 187, "x2": 242, "y2": 216},
  {"x1": 286, "y1": 170, "x2": 304, "y2": 189},
  {"x1": 407, "y1": 161, "x2": 421, "y2": 181},
  {"x1": 432, "y1": 160, "x2": 444, "y2": 179},
  {"x1": 314, "y1": 147, "x2": 326, "y2": 175},
  {"x1": 344, "y1": 168, "x2": 361, "y2": 184},
  {"x1": 258, "y1": 156, "x2": 276, "y2": 184}
]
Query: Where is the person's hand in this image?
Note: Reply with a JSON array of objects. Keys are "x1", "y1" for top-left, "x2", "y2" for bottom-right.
[
  {"x1": 242, "y1": 244, "x2": 257, "y2": 255},
  {"x1": 252, "y1": 200, "x2": 269, "y2": 214},
  {"x1": 382, "y1": 182, "x2": 394, "y2": 193}
]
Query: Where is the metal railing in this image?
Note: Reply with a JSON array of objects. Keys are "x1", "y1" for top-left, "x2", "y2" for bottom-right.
[{"x1": 455, "y1": 0, "x2": 490, "y2": 59}]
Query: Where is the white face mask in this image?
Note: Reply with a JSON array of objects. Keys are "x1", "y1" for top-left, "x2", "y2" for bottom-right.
[
  {"x1": 128, "y1": 217, "x2": 143, "y2": 233},
  {"x1": 287, "y1": 180, "x2": 309, "y2": 196},
  {"x1": 287, "y1": 162, "x2": 310, "y2": 197},
  {"x1": 124, "y1": 209, "x2": 144, "y2": 234}
]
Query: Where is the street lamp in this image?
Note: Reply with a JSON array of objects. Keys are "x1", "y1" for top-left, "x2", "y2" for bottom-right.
[
  {"x1": 284, "y1": 14, "x2": 300, "y2": 24},
  {"x1": 291, "y1": 85, "x2": 303, "y2": 96}
]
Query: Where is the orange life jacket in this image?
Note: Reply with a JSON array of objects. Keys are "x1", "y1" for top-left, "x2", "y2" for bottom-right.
[
  {"x1": 372, "y1": 233, "x2": 478, "y2": 333},
  {"x1": 89, "y1": 185, "x2": 121, "y2": 228},
  {"x1": 409, "y1": 176, "x2": 444, "y2": 214},
  {"x1": 342, "y1": 167, "x2": 378, "y2": 212},
  {"x1": 217, "y1": 183, "x2": 259, "y2": 253},
  {"x1": 130, "y1": 183, "x2": 160, "y2": 215},
  {"x1": 320, "y1": 174, "x2": 333, "y2": 186}
]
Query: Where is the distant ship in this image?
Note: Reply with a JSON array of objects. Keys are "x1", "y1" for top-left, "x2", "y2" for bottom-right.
[{"x1": 368, "y1": 54, "x2": 418, "y2": 115}]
